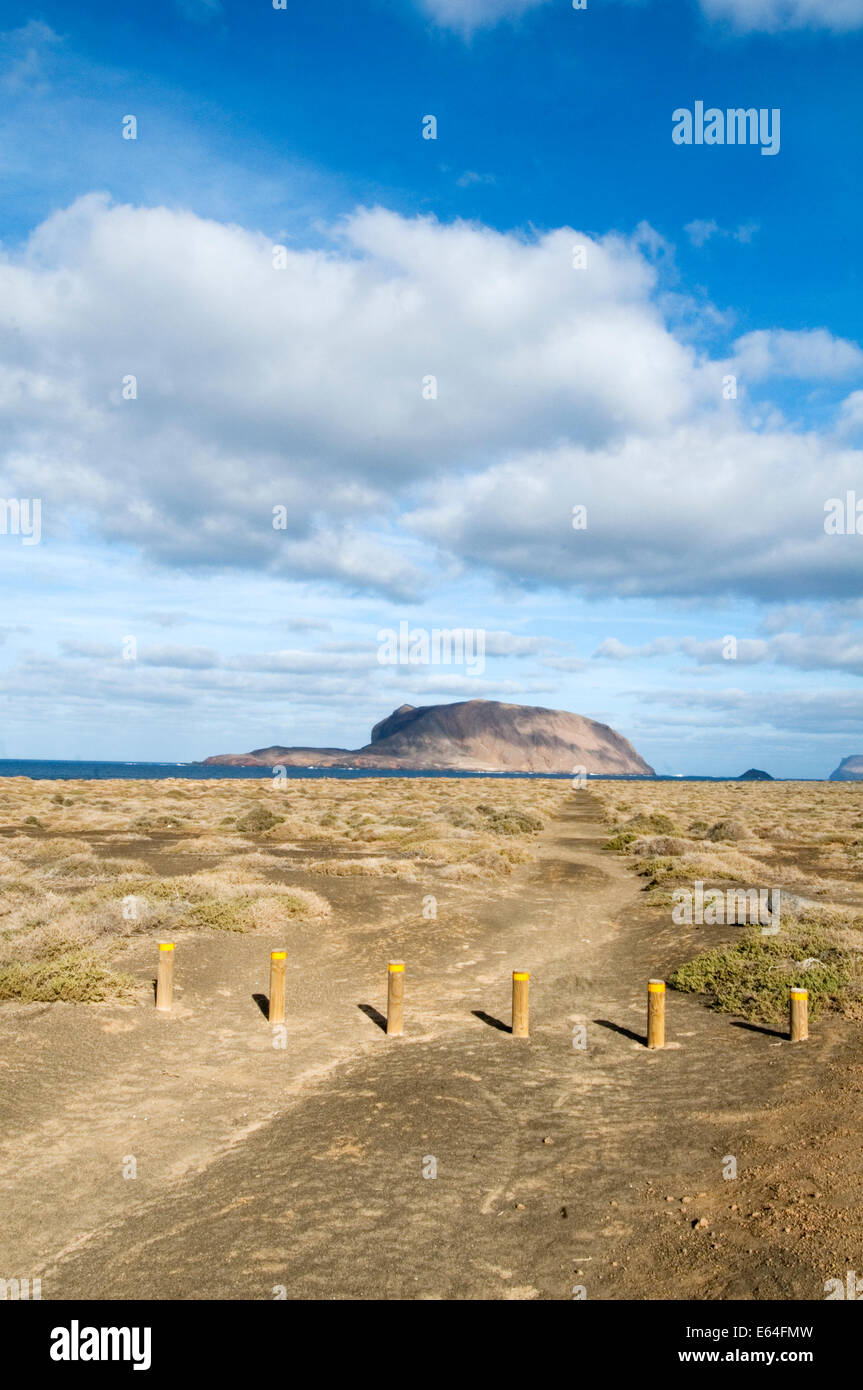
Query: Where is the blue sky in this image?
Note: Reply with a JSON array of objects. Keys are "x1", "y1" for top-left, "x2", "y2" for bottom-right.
[{"x1": 1, "y1": 0, "x2": 863, "y2": 775}]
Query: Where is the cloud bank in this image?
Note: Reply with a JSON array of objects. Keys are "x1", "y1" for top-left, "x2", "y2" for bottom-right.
[
  {"x1": 418, "y1": 0, "x2": 863, "y2": 34},
  {"x1": 417, "y1": 0, "x2": 550, "y2": 35},
  {"x1": 2, "y1": 194, "x2": 862, "y2": 611},
  {"x1": 699, "y1": 0, "x2": 863, "y2": 33}
]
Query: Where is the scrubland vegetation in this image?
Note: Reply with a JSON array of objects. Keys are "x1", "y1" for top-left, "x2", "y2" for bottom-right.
[
  {"x1": 592, "y1": 780, "x2": 863, "y2": 1023},
  {"x1": 0, "y1": 776, "x2": 560, "y2": 1002},
  {"x1": 8, "y1": 772, "x2": 863, "y2": 1029}
]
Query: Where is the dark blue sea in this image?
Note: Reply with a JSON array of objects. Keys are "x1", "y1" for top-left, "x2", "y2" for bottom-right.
[{"x1": 0, "y1": 760, "x2": 769, "y2": 783}]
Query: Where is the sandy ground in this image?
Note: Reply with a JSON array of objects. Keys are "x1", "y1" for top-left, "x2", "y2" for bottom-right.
[{"x1": 1, "y1": 790, "x2": 861, "y2": 1300}]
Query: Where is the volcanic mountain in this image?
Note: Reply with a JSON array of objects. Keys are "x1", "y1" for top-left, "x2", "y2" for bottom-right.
[{"x1": 202, "y1": 699, "x2": 654, "y2": 775}]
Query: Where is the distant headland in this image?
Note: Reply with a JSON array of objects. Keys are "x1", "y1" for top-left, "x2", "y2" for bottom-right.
[
  {"x1": 202, "y1": 699, "x2": 655, "y2": 776},
  {"x1": 829, "y1": 756, "x2": 863, "y2": 781}
]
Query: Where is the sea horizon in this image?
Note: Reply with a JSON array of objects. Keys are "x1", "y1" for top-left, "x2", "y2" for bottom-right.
[{"x1": 0, "y1": 758, "x2": 823, "y2": 783}]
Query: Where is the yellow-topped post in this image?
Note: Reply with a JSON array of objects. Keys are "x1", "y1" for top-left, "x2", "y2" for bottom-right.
[
  {"x1": 512, "y1": 970, "x2": 530, "y2": 1038},
  {"x1": 156, "y1": 942, "x2": 175, "y2": 1012},
  {"x1": 647, "y1": 979, "x2": 665, "y2": 1049},
  {"x1": 269, "y1": 950, "x2": 287, "y2": 1025},
  {"x1": 790, "y1": 987, "x2": 809, "y2": 1042}
]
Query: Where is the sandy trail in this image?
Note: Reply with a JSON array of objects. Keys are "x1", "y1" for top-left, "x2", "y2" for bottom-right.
[{"x1": 1, "y1": 794, "x2": 855, "y2": 1299}]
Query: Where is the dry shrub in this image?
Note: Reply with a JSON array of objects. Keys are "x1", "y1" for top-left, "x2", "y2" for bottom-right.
[
  {"x1": 186, "y1": 888, "x2": 329, "y2": 932},
  {"x1": 438, "y1": 863, "x2": 487, "y2": 881},
  {"x1": 705, "y1": 818, "x2": 750, "y2": 843},
  {"x1": 631, "y1": 835, "x2": 692, "y2": 856},
  {"x1": 0, "y1": 954, "x2": 136, "y2": 1004},
  {"x1": 303, "y1": 857, "x2": 417, "y2": 880},
  {"x1": 235, "y1": 806, "x2": 284, "y2": 833}
]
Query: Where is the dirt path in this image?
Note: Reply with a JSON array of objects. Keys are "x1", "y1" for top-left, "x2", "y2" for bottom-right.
[{"x1": 1, "y1": 794, "x2": 857, "y2": 1299}]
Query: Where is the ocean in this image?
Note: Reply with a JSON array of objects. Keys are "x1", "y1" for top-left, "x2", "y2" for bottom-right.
[
  {"x1": 0, "y1": 760, "x2": 768, "y2": 782},
  {"x1": 0, "y1": 760, "x2": 580, "y2": 782}
]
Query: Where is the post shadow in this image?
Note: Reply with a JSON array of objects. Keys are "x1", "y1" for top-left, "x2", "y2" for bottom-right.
[
  {"x1": 594, "y1": 1018, "x2": 647, "y2": 1046},
  {"x1": 252, "y1": 992, "x2": 270, "y2": 1020},
  {"x1": 472, "y1": 1009, "x2": 511, "y2": 1034},
  {"x1": 358, "y1": 1003, "x2": 387, "y2": 1033},
  {"x1": 731, "y1": 1019, "x2": 787, "y2": 1039}
]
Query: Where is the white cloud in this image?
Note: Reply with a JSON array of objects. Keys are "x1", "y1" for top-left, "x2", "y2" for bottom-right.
[
  {"x1": 2, "y1": 194, "x2": 863, "y2": 613},
  {"x1": 0, "y1": 21, "x2": 62, "y2": 93},
  {"x1": 415, "y1": 0, "x2": 863, "y2": 36},
  {"x1": 417, "y1": 0, "x2": 550, "y2": 35},
  {"x1": 699, "y1": 0, "x2": 863, "y2": 32},
  {"x1": 837, "y1": 390, "x2": 863, "y2": 437},
  {"x1": 594, "y1": 637, "x2": 681, "y2": 660},
  {"x1": 595, "y1": 629, "x2": 863, "y2": 678},
  {"x1": 0, "y1": 646, "x2": 543, "y2": 750},
  {"x1": 456, "y1": 170, "x2": 497, "y2": 188},
  {"x1": 139, "y1": 645, "x2": 222, "y2": 669},
  {"x1": 640, "y1": 686, "x2": 863, "y2": 740},
  {"x1": 728, "y1": 329, "x2": 863, "y2": 382},
  {"x1": 408, "y1": 423, "x2": 863, "y2": 602},
  {"x1": 0, "y1": 194, "x2": 698, "y2": 598},
  {"x1": 684, "y1": 219, "x2": 759, "y2": 248},
  {"x1": 60, "y1": 640, "x2": 116, "y2": 660},
  {"x1": 759, "y1": 632, "x2": 863, "y2": 675},
  {"x1": 685, "y1": 219, "x2": 719, "y2": 248},
  {"x1": 682, "y1": 636, "x2": 768, "y2": 664}
]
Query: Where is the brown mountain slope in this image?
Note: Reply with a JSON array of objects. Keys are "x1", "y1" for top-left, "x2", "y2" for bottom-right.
[{"x1": 202, "y1": 699, "x2": 654, "y2": 774}]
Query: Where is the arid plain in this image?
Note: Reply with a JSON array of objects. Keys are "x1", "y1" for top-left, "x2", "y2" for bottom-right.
[{"x1": 2, "y1": 775, "x2": 863, "y2": 1299}]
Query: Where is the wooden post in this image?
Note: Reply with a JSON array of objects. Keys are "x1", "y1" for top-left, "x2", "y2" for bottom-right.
[
  {"x1": 156, "y1": 942, "x2": 174, "y2": 1012},
  {"x1": 512, "y1": 970, "x2": 530, "y2": 1038},
  {"x1": 647, "y1": 979, "x2": 665, "y2": 1049},
  {"x1": 269, "y1": 950, "x2": 287, "y2": 1025},
  {"x1": 386, "y1": 961, "x2": 405, "y2": 1036},
  {"x1": 790, "y1": 987, "x2": 809, "y2": 1042}
]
